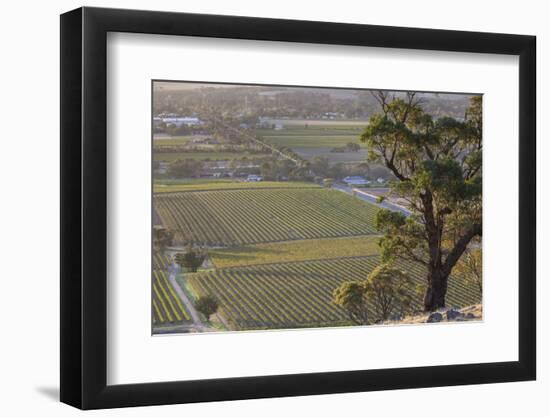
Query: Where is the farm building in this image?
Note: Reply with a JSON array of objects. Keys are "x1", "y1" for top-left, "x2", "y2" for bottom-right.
[
  {"x1": 153, "y1": 115, "x2": 203, "y2": 127},
  {"x1": 343, "y1": 176, "x2": 370, "y2": 186},
  {"x1": 191, "y1": 136, "x2": 219, "y2": 145}
]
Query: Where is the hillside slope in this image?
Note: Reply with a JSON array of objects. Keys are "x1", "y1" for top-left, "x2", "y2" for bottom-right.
[{"x1": 384, "y1": 304, "x2": 482, "y2": 325}]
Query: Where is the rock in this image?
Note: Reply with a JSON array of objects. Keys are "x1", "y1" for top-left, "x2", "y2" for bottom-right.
[
  {"x1": 446, "y1": 309, "x2": 464, "y2": 321},
  {"x1": 427, "y1": 312, "x2": 443, "y2": 323},
  {"x1": 465, "y1": 312, "x2": 476, "y2": 319}
]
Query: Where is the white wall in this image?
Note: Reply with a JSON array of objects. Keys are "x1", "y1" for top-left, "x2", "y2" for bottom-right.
[{"x1": 0, "y1": 0, "x2": 545, "y2": 415}]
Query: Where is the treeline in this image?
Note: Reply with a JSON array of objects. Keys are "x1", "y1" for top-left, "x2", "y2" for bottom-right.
[
  {"x1": 154, "y1": 122, "x2": 206, "y2": 136},
  {"x1": 330, "y1": 142, "x2": 361, "y2": 153},
  {"x1": 307, "y1": 157, "x2": 392, "y2": 181},
  {"x1": 154, "y1": 144, "x2": 270, "y2": 155},
  {"x1": 154, "y1": 86, "x2": 474, "y2": 123}
]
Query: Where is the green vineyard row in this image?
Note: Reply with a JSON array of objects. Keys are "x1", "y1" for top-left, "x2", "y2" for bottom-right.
[
  {"x1": 152, "y1": 270, "x2": 191, "y2": 325},
  {"x1": 187, "y1": 256, "x2": 482, "y2": 330},
  {"x1": 154, "y1": 188, "x2": 380, "y2": 246},
  {"x1": 153, "y1": 252, "x2": 171, "y2": 271}
]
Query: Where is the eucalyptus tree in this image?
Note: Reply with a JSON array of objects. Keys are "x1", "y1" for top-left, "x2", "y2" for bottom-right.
[
  {"x1": 364, "y1": 264, "x2": 413, "y2": 321},
  {"x1": 332, "y1": 281, "x2": 370, "y2": 325},
  {"x1": 361, "y1": 92, "x2": 482, "y2": 311}
]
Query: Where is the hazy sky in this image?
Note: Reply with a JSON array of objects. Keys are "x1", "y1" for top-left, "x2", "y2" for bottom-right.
[
  {"x1": 153, "y1": 81, "x2": 240, "y2": 91},
  {"x1": 152, "y1": 81, "x2": 478, "y2": 100}
]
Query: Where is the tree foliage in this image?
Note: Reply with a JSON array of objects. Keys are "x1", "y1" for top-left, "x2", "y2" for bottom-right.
[
  {"x1": 332, "y1": 281, "x2": 369, "y2": 325},
  {"x1": 346, "y1": 142, "x2": 361, "y2": 152},
  {"x1": 194, "y1": 295, "x2": 219, "y2": 321},
  {"x1": 153, "y1": 226, "x2": 174, "y2": 252},
  {"x1": 322, "y1": 178, "x2": 334, "y2": 188},
  {"x1": 260, "y1": 159, "x2": 294, "y2": 180},
  {"x1": 361, "y1": 92, "x2": 482, "y2": 310},
  {"x1": 454, "y1": 247, "x2": 482, "y2": 295},
  {"x1": 310, "y1": 156, "x2": 330, "y2": 177},
  {"x1": 168, "y1": 158, "x2": 204, "y2": 178},
  {"x1": 330, "y1": 142, "x2": 361, "y2": 153},
  {"x1": 174, "y1": 245, "x2": 208, "y2": 272},
  {"x1": 364, "y1": 264, "x2": 414, "y2": 321},
  {"x1": 333, "y1": 264, "x2": 414, "y2": 324}
]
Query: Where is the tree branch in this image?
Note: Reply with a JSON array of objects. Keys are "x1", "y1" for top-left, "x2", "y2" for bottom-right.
[
  {"x1": 442, "y1": 223, "x2": 482, "y2": 276},
  {"x1": 383, "y1": 154, "x2": 409, "y2": 181}
]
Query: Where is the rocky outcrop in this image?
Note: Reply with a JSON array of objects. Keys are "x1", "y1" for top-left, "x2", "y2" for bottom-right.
[{"x1": 384, "y1": 304, "x2": 482, "y2": 325}]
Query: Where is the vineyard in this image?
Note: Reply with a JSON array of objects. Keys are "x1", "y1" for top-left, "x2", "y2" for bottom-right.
[
  {"x1": 153, "y1": 252, "x2": 171, "y2": 270},
  {"x1": 209, "y1": 235, "x2": 380, "y2": 269},
  {"x1": 152, "y1": 269, "x2": 192, "y2": 325},
  {"x1": 187, "y1": 256, "x2": 482, "y2": 330},
  {"x1": 154, "y1": 188, "x2": 380, "y2": 246},
  {"x1": 153, "y1": 180, "x2": 319, "y2": 194},
  {"x1": 152, "y1": 180, "x2": 482, "y2": 333}
]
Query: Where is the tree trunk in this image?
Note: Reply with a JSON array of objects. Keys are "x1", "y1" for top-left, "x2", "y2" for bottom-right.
[
  {"x1": 423, "y1": 223, "x2": 482, "y2": 311},
  {"x1": 423, "y1": 270, "x2": 449, "y2": 311}
]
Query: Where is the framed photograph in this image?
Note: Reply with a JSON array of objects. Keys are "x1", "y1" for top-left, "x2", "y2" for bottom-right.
[{"x1": 60, "y1": 6, "x2": 536, "y2": 409}]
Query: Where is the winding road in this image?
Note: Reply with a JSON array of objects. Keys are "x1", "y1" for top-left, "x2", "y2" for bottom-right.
[
  {"x1": 167, "y1": 266, "x2": 202, "y2": 323},
  {"x1": 165, "y1": 263, "x2": 209, "y2": 332},
  {"x1": 166, "y1": 263, "x2": 231, "y2": 332}
]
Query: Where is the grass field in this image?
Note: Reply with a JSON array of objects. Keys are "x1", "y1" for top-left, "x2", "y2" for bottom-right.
[
  {"x1": 187, "y1": 256, "x2": 481, "y2": 330},
  {"x1": 210, "y1": 235, "x2": 380, "y2": 268},
  {"x1": 153, "y1": 180, "x2": 319, "y2": 194},
  {"x1": 154, "y1": 188, "x2": 380, "y2": 246}
]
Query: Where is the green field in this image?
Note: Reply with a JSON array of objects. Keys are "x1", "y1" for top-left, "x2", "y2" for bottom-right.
[
  {"x1": 255, "y1": 124, "x2": 366, "y2": 165},
  {"x1": 258, "y1": 119, "x2": 369, "y2": 127},
  {"x1": 155, "y1": 178, "x2": 234, "y2": 185},
  {"x1": 152, "y1": 270, "x2": 192, "y2": 325},
  {"x1": 153, "y1": 135, "x2": 195, "y2": 146},
  {"x1": 210, "y1": 235, "x2": 380, "y2": 269},
  {"x1": 261, "y1": 135, "x2": 364, "y2": 149},
  {"x1": 257, "y1": 127, "x2": 363, "y2": 136},
  {"x1": 153, "y1": 151, "x2": 263, "y2": 162},
  {"x1": 154, "y1": 188, "x2": 380, "y2": 246},
  {"x1": 256, "y1": 124, "x2": 365, "y2": 149},
  {"x1": 187, "y1": 256, "x2": 481, "y2": 330},
  {"x1": 154, "y1": 180, "x2": 319, "y2": 194}
]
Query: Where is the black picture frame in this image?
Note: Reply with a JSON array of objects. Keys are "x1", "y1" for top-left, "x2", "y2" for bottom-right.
[{"x1": 60, "y1": 6, "x2": 536, "y2": 410}]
